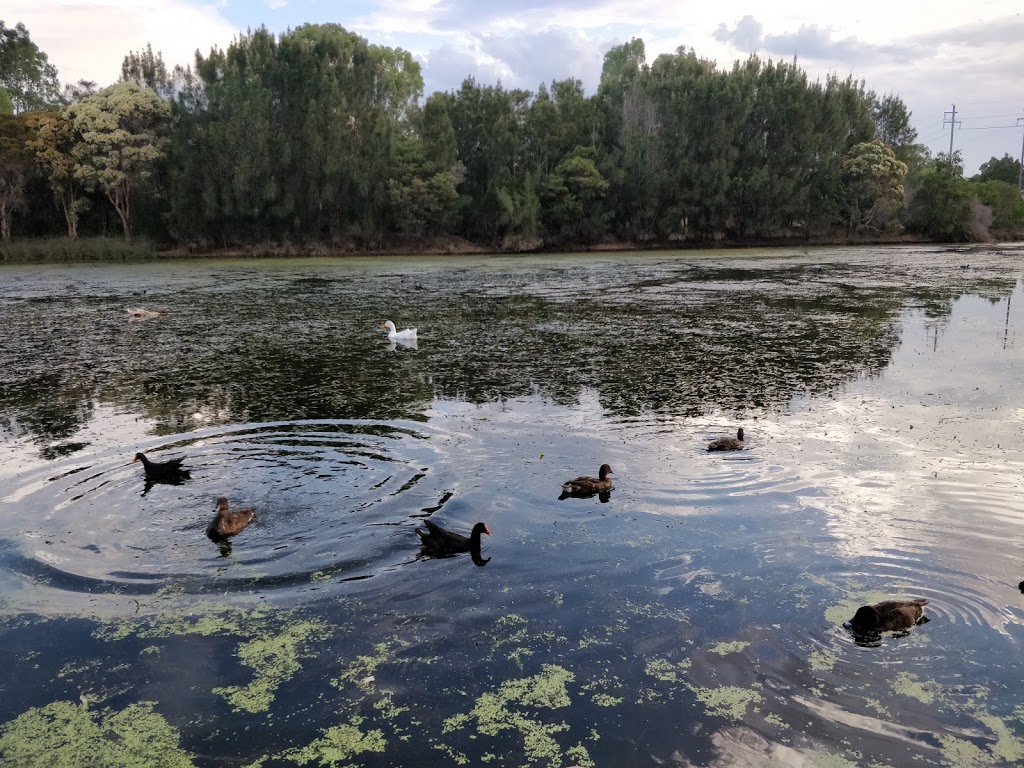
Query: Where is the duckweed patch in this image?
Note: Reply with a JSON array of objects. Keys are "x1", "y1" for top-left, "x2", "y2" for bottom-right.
[
  {"x1": 0, "y1": 700, "x2": 195, "y2": 767},
  {"x1": 644, "y1": 657, "x2": 691, "y2": 683},
  {"x1": 334, "y1": 639, "x2": 409, "y2": 694},
  {"x1": 591, "y1": 693, "x2": 622, "y2": 707},
  {"x1": 708, "y1": 640, "x2": 751, "y2": 656},
  {"x1": 281, "y1": 716, "x2": 386, "y2": 767},
  {"x1": 442, "y1": 664, "x2": 583, "y2": 767},
  {"x1": 692, "y1": 684, "x2": 763, "y2": 721},
  {"x1": 809, "y1": 649, "x2": 837, "y2": 672},
  {"x1": 891, "y1": 672, "x2": 938, "y2": 705},
  {"x1": 977, "y1": 713, "x2": 1024, "y2": 762},
  {"x1": 212, "y1": 619, "x2": 331, "y2": 713}
]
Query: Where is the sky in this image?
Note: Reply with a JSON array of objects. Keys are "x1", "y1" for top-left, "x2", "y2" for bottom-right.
[{"x1": 6, "y1": 0, "x2": 1024, "y2": 175}]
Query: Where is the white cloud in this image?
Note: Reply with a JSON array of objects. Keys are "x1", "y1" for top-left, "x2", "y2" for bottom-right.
[
  {"x1": 266, "y1": 0, "x2": 288, "y2": 8},
  {"x1": 7, "y1": 0, "x2": 239, "y2": 88}
]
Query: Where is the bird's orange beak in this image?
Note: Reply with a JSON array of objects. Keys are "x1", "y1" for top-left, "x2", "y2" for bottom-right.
[
  {"x1": 484, "y1": 525, "x2": 492, "y2": 536},
  {"x1": 132, "y1": 455, "x2": 139, "y2": 462}
]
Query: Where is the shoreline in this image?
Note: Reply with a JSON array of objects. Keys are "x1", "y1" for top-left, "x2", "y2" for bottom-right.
[{"x1": 2, "y1": 232, "x2": 1015, "y2": 265}]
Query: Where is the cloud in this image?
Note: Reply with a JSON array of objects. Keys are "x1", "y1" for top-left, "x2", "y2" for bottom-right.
[
  {"x1": 420, "y1": 27, "x2": 609, "y2": 95},
  {"x1": 6, "y1": 0, "x2": 240, "y2": 88},
  {"x1": 266, "y1": 0, "x2": 288, "y2": 9},
  {"x1": 712, "y1": 15, "x2": 762, "y2": 53}
]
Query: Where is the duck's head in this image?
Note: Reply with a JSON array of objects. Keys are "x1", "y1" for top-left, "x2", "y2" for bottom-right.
[
  {"x1": 132, "y1": 452, "x2": 144, "y2": 462},
  {"x1": 598, "y1": 464, "x2": 614, "y2": 479},
  {"x1": 472, "y1": 522, "x2": 491, "y2": 537},
  {"x1": 850, "y1": 605, "x2": 879, "y2": 629},
  {"x1": 380, "y1": 320, "x2": 397, "y2": 333},
  {"x1": 215, "y1": 497, "x2": 230, "y2": 513}
]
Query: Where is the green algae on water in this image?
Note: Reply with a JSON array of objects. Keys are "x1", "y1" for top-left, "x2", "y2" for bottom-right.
[
  {"x1": 282, "y1": 716, "x2": 386, "y2": 767},
  {"x1": 442, "y1": 664, "x2": 580, "y2": 767},
  {"x1": 891, "y1": 672, "x2": 938, "y2": 705},
  {"x1": 334, "y1": 639, "x2": 409, "y2": 694},
  {"x1": 809, "y1": 649, "x2": 837, "y2": 672},
  {"x1": 0, "y1": 700, "x2": 196, "y2": 768},
  {"x1": 692, "y1": 684, "x2": 764, "y2": 721},
  {"x1": 709, "y1": 640, "x2": 751, "y2": 656},
  {"x1": 213, "y1": 619, "x2": 331, "y2": 713},
  {"x1": 644, "y1": 656, "x2": 691, "y2": 683}
]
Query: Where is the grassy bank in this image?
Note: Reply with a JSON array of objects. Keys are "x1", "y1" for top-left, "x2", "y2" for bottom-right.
[{"x1": 0, "y1": 237, "x2": 158, "y2": 263}]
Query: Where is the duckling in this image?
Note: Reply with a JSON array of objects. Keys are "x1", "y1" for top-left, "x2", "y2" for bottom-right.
[
  {"x1": 562, "y1": 464, "x2": 614, "y2": 495},
  {"x1": 416, "y1": 520, "x2": 490, "y2": 556},
  {"x1": 849, "y1": 599, "x2": 928, "y2": 632},
  {"x1": 206, "y1": 497, "x2": 255, "y2": 540},
  {"x1": 707, "y1": 428, "x2": 744, "y2": 452}
]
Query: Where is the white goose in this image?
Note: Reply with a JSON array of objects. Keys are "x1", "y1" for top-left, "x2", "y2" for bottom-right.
[{"x1": 380, "y1": 320, "x2": 417, "y2": 341}]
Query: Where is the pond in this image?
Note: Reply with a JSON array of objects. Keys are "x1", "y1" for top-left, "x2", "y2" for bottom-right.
[{"x1": 0, "y1": 245, "x2": 1023, "y2": 767}]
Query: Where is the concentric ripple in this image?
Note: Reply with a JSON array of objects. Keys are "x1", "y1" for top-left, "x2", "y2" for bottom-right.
[{"x1": 0, "y1": 419, "x2": 453, "y2": 611}]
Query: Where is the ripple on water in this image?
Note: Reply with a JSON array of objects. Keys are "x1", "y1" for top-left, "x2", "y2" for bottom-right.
[{"x1": 0, "y1": 419, "x2": 455, "y2": 613}]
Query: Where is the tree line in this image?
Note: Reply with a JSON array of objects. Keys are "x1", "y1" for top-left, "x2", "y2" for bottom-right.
[{"x1": 1, "y1": 20, "x2": 1022, "y2": 251}]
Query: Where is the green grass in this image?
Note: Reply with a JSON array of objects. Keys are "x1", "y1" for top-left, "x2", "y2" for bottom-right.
[{"x1": 0, "y1": 237, "x2": 158, "y2": 263}]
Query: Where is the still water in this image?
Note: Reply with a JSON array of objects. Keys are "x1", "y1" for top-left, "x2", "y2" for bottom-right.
[{"x1": 0, "y1": 246, "x2": 1022, "y2": 766}]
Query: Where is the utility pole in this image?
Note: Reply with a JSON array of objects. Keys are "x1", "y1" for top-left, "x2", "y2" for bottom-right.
[
  {"x1": 1017, "y1": 117, "x2": 1024, "y2": 198},
  {"x1": 943, "y1": 105, "x2": 961, "y2": 166}
]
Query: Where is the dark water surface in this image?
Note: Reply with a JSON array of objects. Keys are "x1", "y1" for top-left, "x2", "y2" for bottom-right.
[{"x1": 1, "y1": 246, "x2": 1023, "y2": 766}]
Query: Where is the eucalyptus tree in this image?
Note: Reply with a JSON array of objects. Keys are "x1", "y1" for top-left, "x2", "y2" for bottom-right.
[
  {"x1": 841, "y1": 139, "x2": 908, "y2": 232},
  {"x1": 65, "y1": 82, "x2": 171, "y2": 241},
  {"x1": 0, "y1": 22, "x2": 61, "y2": 113},
  {"x1": 27, "y1": 111, "x2": 88, "y2": 239}
]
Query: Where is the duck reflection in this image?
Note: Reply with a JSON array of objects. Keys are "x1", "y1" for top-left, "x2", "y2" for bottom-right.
[
  {"x1": 558, "y1": 488, "x2": 612, "y2": 503},
  {"x1": 386, "y1": 337, "x2": 418, "y2": 352},
  {"x1": 140, "y1": 474, "x2": 189, "y2": 497}
]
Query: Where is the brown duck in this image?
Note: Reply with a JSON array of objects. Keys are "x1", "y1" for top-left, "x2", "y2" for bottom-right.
[
  {"x1": 416, "y1": 520, "x2": 490, "y2": 556},
  {"x1": 707, "y1": 428, "x2": 744, "y2": 452},
  {"x1": 849, "y1": 599, "x2": 929, "y2": 632},
  {"x1": 206, "y1": 497, "x2": 255, "y2": 540},
  {"x1": 562, "y1": 464, "x2": 613, "y2": 495}
]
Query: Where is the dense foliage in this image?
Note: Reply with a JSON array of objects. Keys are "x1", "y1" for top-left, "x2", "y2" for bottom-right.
[{"x1": 1, "y1": 21, "x2": 1021, "y2": 250}]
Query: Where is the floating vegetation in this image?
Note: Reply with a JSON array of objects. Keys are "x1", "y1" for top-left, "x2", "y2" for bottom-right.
[
  {"x1": 708, "y1": 640, "x2": 751, "y2": 656},
  {"x1": 442, "y1": 664, "x2": 593, "y2": 767},
  {"x1": 333, "y1": 639, "x2": 409, "y2": 695},
  {"x1": 644, "y1": 657, "x2": 692, "y2": 683},
  {"x1": 279, "y1": 715, "x2": 386, "y2": 767},
  {"x1": 692, "y1": 684, "x2": 764, "y2": 721},
  {"x1": 891, "y1": 672, "x2": 938, "y2": 705},
  {"x1": 0, "y1": 700, "x2": 195, "y2": 767},
  {"x1": 809, "y1": 649, "x2": 837, "y2": 672},
  {"x1": 213, "y1": 619, "x2": 332, "y2": 713},
  {"x1": 591, "y1": 693, "x2": 622, "y2": 707}
]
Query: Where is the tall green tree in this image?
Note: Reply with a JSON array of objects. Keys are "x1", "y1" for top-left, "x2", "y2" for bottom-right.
[
  {"x1": 120, "y1": 44, "x2": 175, "y2": 100},
  {"x1": 907, "y1": 160, "x2": 973, "y2": 241},
  {"x1": 0, "y1": 112, "x2": 36, "y2": 239},
  {"x1": 66, "y1": 82, "x2": 171, "y2": 241},
  {"x1": 972, "y1": 154, "x2": 1021, "y2": 186},
  {"x1": 27, "y1": 111, "x2": 88, "y2": 239},
  {"x1": 841, "y1": 139, "x2": 908, "y2": 232},
  {"x1": 542, "y1": 145, "x2": 609, "y2": 244},
  {"x1": 0, "y1": 22, "x2": 61, "y2": 112}
]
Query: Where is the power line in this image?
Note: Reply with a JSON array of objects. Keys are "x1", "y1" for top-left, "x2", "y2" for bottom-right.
[
  {"x1": 943, "y1": 104, "x2": 961, "y2": 157},
  {"x1": 960, "y1": 124, "x2": 1023, "y2": 131}
]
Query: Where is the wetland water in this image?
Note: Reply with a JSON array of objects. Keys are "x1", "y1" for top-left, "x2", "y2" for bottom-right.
[{"x1": 0, "y1": 245, "x2": 1023, "y2": 767}]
